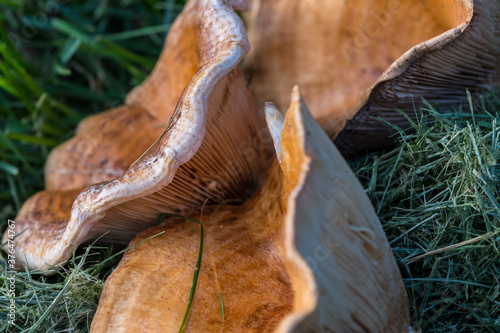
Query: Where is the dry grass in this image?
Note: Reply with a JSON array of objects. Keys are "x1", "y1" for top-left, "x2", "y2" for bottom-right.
[{"x1": 351, "y1": 93, "x2": 500, "y2": 332}]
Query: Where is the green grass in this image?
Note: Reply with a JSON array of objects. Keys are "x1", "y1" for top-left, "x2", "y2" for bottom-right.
[
  {"x1": 351, "y1": 94, "x2": 500, "y2": 332},
  {"x1": 1, "y1": 1, "x2": 500, "y2": 332},
  {"x1": 1, "y1": 246, "x2": 119, "y2": 332}
]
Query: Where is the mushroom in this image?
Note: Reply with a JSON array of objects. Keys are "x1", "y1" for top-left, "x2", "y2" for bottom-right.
[
  {"x1": 5, "y1": 0, "x2": 499, "y2": 330},
  {"x1": 243, "y1": 0, "x2": 500, "y2": 152},
  {"x1": 90, "y1": 86, "x2": 411, "y2": 332},
  {"x1": 3, "y1": 0, "x2": 267, "y2": 271}
]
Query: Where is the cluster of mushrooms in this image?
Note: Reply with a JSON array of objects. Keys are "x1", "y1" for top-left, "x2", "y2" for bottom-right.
[{"x1": 4, "y1": 0, "x2": 500, "y2": 331}]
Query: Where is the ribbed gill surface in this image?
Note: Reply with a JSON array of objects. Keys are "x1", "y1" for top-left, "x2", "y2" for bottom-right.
[{"x1": 89, "y1": 68, "x2": 267, "y2": 243}]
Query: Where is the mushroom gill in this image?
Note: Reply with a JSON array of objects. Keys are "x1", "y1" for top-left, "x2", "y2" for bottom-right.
[
  {"x1": 91, "y1": 87, "x2": 410, "y2": 332},
  {"x1": 243, "y1": 0, "x2": 500, "y2": 153},
  {"x1": 45, "y1": 0, "x2": 202, "y2": 191},
  {"x1": 2, "y1": 0, "x2": 267, "y2": 271}
]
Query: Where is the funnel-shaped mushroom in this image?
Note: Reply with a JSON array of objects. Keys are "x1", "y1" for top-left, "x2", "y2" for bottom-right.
[
  {"x1": 91, "y1": 87, "x2": 410, "y2": 332},
  {"x1": 243, "y1": 0, "x2": 500, "y2": 152},
  {"x1": 3, "y1": 0, "x2": 267, "y2": 271}
]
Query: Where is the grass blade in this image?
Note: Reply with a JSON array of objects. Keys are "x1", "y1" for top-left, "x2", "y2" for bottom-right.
[
  {"x1": 218, "y1": 292, "x2": 224, "y2": 320},
  {"x1": 158, "y1": 213, "x2": 204, "y2": 333}
]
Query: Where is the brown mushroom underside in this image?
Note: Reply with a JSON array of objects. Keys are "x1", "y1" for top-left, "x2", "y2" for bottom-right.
[{"x1": 91, "y1": 88, "x2": 410, "y2": 332}]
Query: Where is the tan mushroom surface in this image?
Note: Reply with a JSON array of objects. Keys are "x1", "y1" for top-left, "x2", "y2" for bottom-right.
[
  {"x1": 3, "y1": 0, "x2": 267, "y2": 271},
  {"x1": 244, "y1": 0, "x2": 500, "y2": 152},
  {"x1": 91, "y1": 87, "x2": 410, "y2": 332}
]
